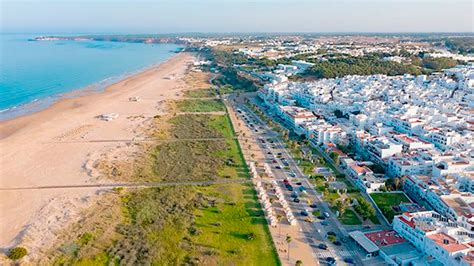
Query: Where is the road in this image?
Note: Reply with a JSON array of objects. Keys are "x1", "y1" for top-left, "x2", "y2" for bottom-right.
[
  {"x1": 246, "y1": 96, "x2": 390, "y2": 229},
  {"x1": 228, "y1": 96, "x2": 366, "y2": 265}
]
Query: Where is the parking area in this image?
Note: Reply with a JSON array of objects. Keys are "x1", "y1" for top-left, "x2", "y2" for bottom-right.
[{"x1": 227, "y1": 95, "x2": 369, "y2": 265}]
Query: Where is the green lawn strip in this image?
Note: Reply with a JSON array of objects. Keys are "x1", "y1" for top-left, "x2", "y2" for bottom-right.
[
  {"x1": 329, "y1": 206, "x2": 362, "y2": 225},
  {"x1": 192, "y1": 183, "x2": 280, "y2": 265},
  {"x1": 338, "y1": 209, "x2": 362, "y2": 225},
  {"x1": 370, "y1": 192, "x2": 411, "y2": 222},
  {"x1": 184, "y1": 88, "x2": 216, "y2": 98},
  {"x1": 176, "y1": 99, "x2": 226, "y2": 112}
]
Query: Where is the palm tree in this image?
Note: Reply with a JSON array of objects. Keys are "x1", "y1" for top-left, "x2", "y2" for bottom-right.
[
  {"x1": 276, "y1": 214, "x2": 283, "y2": 237},
  {"x1": 393, "y1": 177, "x2": 401, "y2": 191},
  {"x1": 335, "y1": 199, "x2": 348, "y2": 216},
  {"x1": 286, "y1": 235, "x2": 292, "y2": 261}
]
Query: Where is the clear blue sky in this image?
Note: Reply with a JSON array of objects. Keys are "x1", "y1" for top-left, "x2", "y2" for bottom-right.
[{"x1": 1, "y1": 0, "x2": 473, "y2": 34}]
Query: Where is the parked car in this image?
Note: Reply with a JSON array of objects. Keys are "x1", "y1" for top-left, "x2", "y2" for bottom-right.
[
  {"x1": 344, "y1": 258, "x2": 354, "y2": 264},
  {"x1": 324, "y1": 212, "x2": 330, "y2": 218},
  {"x1": 321, "y1": 221, "x2": 329, "y2": 226},
  {"x1": 286, "y1": 185, "x2": 293, "y2": 191},
  {"x1": 318, "y1": 243, "x2": 328, "y2": 250},
  {"x1": 327, "y1": 231, "x2": 336, "y2": 236},
  {"x1": 300, "y1": 210, "x2": 309, "y2": 216},
  {"x1": 290, "y1": 192, "x2": 298, "y2": 198},
  {"x1": 333, "y1": 241, "x2": 342, "y2": 246},
  {"x1": 310, "y1": 203, "x2": 318, "y2": 208},
  {"x1": 289, "y1": 172, "x2": 296, "y2": 177},
  {"x1": 317, "y1": 215, "x2": 326, "y2": 220},
  {"x1": 326, "y1": 257, "x2": 336, "y2": 265},
  {"x1": 293, "y1": 197, "x2": 300, "y2": 203}
]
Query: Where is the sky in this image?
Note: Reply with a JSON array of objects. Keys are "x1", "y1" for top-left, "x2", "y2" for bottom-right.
[{"x1": 1, "y1": 0, "x2": 473, "y2": 34}]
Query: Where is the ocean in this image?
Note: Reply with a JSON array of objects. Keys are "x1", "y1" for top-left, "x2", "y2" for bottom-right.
[{"x1": 0, "y1": 34, "x2": 182, "y2": 120}]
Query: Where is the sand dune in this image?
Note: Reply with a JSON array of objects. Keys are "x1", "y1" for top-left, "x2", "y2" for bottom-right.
[{"x1": 0, "y1": 52, "x2": 194, "y2": 258}]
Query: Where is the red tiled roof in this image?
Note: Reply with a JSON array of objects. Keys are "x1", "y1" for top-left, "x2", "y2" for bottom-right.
[
  {"x1": 427, "y1": 233, "x2": 470, "y2": 253},
  {"x1": 398, "y1": 216, "x2": 415, "y2": 228},
  {"x1": 364, "y1": 230, "x2": 407, "y2": 247}
]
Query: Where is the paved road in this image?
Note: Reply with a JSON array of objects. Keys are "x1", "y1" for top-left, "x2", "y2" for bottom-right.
[
  {"x1": 231, "y1": 98, "x2": 366, "y2": 265},
  {"x1": 248, "y1": 97, "x2": 390, "y2": 229}
]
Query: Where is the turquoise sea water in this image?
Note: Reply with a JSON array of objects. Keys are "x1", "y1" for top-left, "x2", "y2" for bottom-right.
[{"x1": 0, "y1": 34, "x2": 181, "y2": 120}]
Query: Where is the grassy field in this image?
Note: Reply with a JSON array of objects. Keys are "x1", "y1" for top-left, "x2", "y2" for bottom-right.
[
  {"x1": 176, "y1": 99, "x2": 226, "y2": 112},
  {"x1": 192, "y1": 183, "x2": 280, "y2": 265},
  {"x1": 135, "y1": 114, "x2": 248, "y2": 182},
  {"x1": 339, "y1": 209, "x2": 362, "y2": 225},
  {"x1": 370, "y1": 192, "x2": 411, "y2": 222},
  {"x1": 46, "y1": 101, "x2": 279, "y2": 265},
  {"x1": 184, "y1": 88, "x2": 216, "y2": 98}
]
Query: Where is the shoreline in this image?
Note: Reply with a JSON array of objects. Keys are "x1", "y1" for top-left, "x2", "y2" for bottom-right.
[
  {"x1": 0, "y1": 52, "x2": 195, "y2": 258},
  {"x1": 0, "y1": 50, "x2": 181, "y2": 124},
  {"x1": 0, "y1": 53, "x2": 181, "y2": 139}
]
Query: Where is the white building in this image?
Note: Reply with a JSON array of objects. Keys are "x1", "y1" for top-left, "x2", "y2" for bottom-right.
[{"x1": 393, "y1": 211, "x2": 474, "y2": 266}]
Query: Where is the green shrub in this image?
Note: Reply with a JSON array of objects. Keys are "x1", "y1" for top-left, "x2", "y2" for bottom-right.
[{"x1": 8, "y1": 246, "x2": 28, "y2": 260}]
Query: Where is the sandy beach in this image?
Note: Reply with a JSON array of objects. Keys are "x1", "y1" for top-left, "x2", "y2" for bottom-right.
[{"x1": 0, "y1": 52, "x2": 194, "y2": 258}]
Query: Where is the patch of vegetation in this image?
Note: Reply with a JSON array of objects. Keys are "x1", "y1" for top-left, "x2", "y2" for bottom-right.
[
  {"x1": 445, "y1": 37, "x2": 474, "y2": 55},
  {"x1": 139, "y1": 114, "x2": 247, "y2": 182},
  {"x1": 309, "y1": 176, "x2": 326, "y2": 192},
  {"x1": 421, "y1": 57, "x2": 458, "y2": 71},
  {"x1": 303, "y1": 55, "x2": 422, "y2": 78},
  {"x1": 110, "y1": 186, "x2": 202, "y2": 265},
  {"x1": 176, "y1": 99, "x2": 226, "y2": 113},
  {"x1": 322, "y1": 189, "x2": 340, "y2": 206},
  {"x1": 192, "y1": 183, "x2": 280, "y2": 265},
  {"x1": 354, "y1": 196, "x2": 378, "y2": 223},
  {"x1": 184, "y1": 88, "x2": 216, "y2": 98},
  {"x1": 338, "y1": 209, "x2": 362, "y2": 225},
  {"x1": 8, "y1": 246, "x2": 28, "y2": 260},
  {"x1": 218, "y1": 85, "x2": 235, "y2": 95},
  {"x1": 214, "y1": 68, "x2": 260, "y2": 92},
  {"x1": 370, "y1": 192, "x2": 410, "y2": 222},
  {"x1": 206, "y1": 48, "x2": 262, "y2": 91}
]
